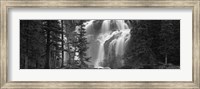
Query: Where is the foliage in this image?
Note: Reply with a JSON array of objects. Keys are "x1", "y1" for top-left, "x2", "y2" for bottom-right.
[
  {"x1": 20, "y1": 20, "x2": 180, "y2": 69},
  {"x1": 63, "y1": 20, "x2": 91, "y2": 68},
  {"x1": 20, "y1": 20, "x2": 62, "y2": 69},
  {"x1": 20, "y1": 20, "x2": 46, "y2": 69},
  {"x1": 123, "y1": 20, "x2": 180, "y2": 69}
]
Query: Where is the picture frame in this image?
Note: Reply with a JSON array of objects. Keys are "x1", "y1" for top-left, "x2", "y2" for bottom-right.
[{"x1": 0, "y1": 0, "x2": 199, "y2": 89}]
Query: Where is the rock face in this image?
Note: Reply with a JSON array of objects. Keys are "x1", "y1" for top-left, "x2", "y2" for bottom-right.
[{"x1": 85, "y1": 20, "x2": 131, "y2": 69}]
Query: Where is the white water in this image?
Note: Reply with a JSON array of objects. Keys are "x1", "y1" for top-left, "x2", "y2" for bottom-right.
[{"x1": 85, "y1": 20, "x2": 131, "y2": 68}]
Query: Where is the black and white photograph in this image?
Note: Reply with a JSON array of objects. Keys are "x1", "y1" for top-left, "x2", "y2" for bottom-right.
[{"x1": 20, "y1": 20, "x2": 180, "y2": 69}]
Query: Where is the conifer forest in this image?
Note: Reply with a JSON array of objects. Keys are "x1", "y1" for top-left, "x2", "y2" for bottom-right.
[{"x1": 20, "y1": 20, "x2": 180, "y2": 69}]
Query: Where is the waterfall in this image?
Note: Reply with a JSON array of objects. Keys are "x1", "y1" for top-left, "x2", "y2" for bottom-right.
[{"x1": 85, "y1": 20, "x2": 131, "y2": 68}]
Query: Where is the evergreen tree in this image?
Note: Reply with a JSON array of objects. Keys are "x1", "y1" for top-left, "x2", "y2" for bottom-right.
[
  {"x1": 77, "y1": 21, "x2": 91, "y2": 68},
  {"x1": 20, "y1": 20, "x2": 46, "y2": 69},
  {"x1": 124, "y1": 20, "x2": 180, "y2": 69},
  {"x1": 159, "y1": 20, "x2": 180, "y2": 66},
  {"x1": 42, "y1": 20, "x2": 62, "y2": 69}
]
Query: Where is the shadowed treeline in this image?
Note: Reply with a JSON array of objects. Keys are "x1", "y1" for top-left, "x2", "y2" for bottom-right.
[{"x1": 20, "y1": 20, "x2": 180, "y2": 69}]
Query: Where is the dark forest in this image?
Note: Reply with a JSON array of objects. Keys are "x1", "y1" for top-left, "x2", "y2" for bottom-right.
[{"x1": 20, "y1": 20, "x2": 180, "y2": 69}]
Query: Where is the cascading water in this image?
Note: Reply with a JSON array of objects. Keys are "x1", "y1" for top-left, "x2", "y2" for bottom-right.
[{"x1": 85, "y1": 20, "x2": 131, "y2": 69}]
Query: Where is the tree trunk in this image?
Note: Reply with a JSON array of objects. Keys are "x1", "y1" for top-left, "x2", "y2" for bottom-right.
[
  {"x1": 164, "y1": 37, "x2": 168, "y2": 65},
  {"x1": 53, "y1": 52, "x2": 56, "y2": 68},
  {"x1": 165, "y1": 53, "x2": 168, "y2": 65},
  {"x1": 73, "y1": 45, "x2": 76, "y2": 63},
  {"x1": 25, "y1": 20, "x2": 29, "y2": 69},
  {"x1": 45, "y1": 21, "x2": 50, "y2": 69},
  {"x1": 61, "y1": 20, "x2": 64, "y2": 67},
  {"x1": 25, "y1": 55, "x2": 28, "y2": 69},
  {"x1": 65, "y1": 25, "x2": 71, "y2": 66},
  {"x1": 36, "y1": 56, "x2": 39, "y2": 69}
]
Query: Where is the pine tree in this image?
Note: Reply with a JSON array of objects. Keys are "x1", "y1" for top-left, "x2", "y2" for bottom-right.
[
  {"x1": 63, "y1": 20, "x2": 76, "y2": 67},
  {"x1": 76, "y1": 21, "x2": 91, "y2": 68},
  {"x1": 43, "y1": 20, "x2": 62, "y2": 69},
  {"x1": 159, "y1": 20, "x2": 180, "y2": 66},
  {"x1": 20, "y1": 20, "x2": 46, "y2": 69}
]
